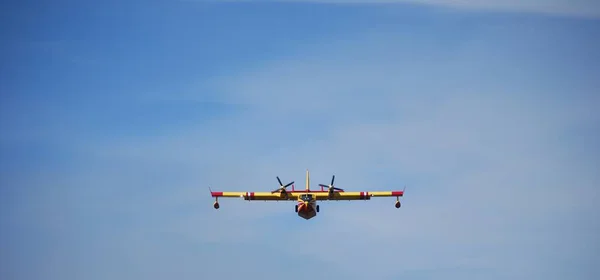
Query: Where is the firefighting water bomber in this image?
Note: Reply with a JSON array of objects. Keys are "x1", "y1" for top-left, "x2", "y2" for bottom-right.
[{"x1": 210, "y1": 170, "x2": 405, "y2": 220}]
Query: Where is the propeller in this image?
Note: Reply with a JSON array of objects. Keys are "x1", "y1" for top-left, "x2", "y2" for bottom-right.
[
  {"x1": 319, "y1": 175, "x2": 344, "y2": 194},
  {"x1": 271, "y1": 176, "x2": 294, "y2": 195}
]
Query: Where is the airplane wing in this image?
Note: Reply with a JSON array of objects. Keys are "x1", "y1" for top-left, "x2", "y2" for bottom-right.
[
  {"x1": 210, "y1": 191, "x2": 297, "y2": 201},
  {"x1": 314, "y1": 190, "x2": 405, "y2": 200}
]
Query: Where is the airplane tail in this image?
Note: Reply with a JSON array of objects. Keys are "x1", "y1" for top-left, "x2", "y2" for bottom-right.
[{"x1": 306, "y1": 169, "x2": 310, "y2": 191}]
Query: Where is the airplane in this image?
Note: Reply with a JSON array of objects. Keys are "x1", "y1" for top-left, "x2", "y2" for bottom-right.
[{"x1": 210, "y1": 170, "x2": 405, "y2": 220}]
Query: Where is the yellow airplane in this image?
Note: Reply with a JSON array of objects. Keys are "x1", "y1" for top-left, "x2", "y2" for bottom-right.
[{"x1": 210, "y1": 170, "x2": 405, "y2": 220}]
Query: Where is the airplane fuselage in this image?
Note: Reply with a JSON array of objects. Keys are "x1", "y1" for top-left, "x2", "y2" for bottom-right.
[{"x1": 296, "y1": 200, "x2": 318, "y2": 220}]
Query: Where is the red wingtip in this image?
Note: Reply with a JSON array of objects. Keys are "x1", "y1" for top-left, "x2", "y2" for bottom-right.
[
  {"x1": 391, "y1": 191, "x2": 404, "y2": 196},
  {"x1": 211, "y1": 191, "x2": 223, "y2": 197}
]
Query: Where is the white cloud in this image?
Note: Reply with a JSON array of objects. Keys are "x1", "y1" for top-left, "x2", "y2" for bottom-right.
[
  {"x1": 89, "y1": 25, "x2": 600, "y2": 279},
  {"x1": 4, "y1": 4, "x2": 598, "y2": 280},
  {"x1": 201, "y1": 0, "x2": 600, "y2": 18}
]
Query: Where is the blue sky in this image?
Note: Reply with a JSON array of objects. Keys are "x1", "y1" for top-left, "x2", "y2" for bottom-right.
[{"x1": 1, "y1": 1, "x2": 599, "y2": 279}]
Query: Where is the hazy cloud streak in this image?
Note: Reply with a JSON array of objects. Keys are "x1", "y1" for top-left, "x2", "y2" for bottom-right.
[{"x1": 199, "y1": 0, "x2": 600, "y2": 18}]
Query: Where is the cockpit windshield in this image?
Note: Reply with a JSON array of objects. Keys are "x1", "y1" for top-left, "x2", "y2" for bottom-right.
[{"x1": 300, "y1": 194, "x2": 314, "y2": 202}]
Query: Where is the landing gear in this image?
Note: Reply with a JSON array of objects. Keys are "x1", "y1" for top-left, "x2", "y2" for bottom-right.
[
  {"x1": 213, "y1": 197, "x2": 220, "y2": 209},
  {"x1": 295, "y1": 205, "x2": 298, "y2": 212},
  {"x1": 395, "y1": 197, "x2": 401, "y2": 208},
  {"x1": 316, "y1": 205, "x2": 320, "y2": 212}
]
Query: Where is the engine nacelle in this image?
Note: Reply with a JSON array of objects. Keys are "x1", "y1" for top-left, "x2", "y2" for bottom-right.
[
  {"x1": 213, "y1": 201, "x2": 220, "y2": 209},
  {"x1": 395, "y1": 200, "x2": 401, "y2": 208}
]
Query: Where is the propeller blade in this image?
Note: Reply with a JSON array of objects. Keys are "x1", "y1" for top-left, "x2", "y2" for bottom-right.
[
  {"x1": 320, "y1": 175, "x2": 340, "y2": 192},
  {"x1": 272, "y1": 176, "x2": 293, "y2": 193}
]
